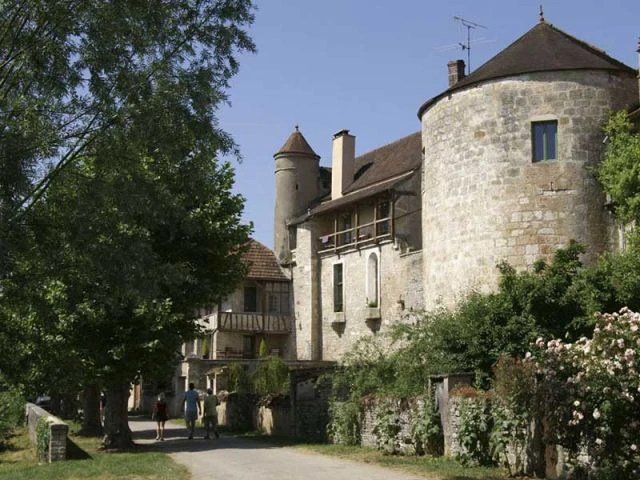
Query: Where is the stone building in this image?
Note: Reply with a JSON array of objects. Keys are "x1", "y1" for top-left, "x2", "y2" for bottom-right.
[{"x1": 274, "y1": 18, "x2": 640, "y2": 361}]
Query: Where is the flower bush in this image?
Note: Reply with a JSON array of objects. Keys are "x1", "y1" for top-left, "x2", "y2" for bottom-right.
[{"x1": 531, "y1": 308, "x2": 640, "y2": 478}]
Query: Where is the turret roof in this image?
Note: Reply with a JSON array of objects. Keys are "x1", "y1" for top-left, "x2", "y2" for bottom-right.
[
  {"x1": 274, "y1": 127, "x2": 320, "y2": 159},
  {"x1": 418, "y1": 20, "x2": 636, "y2": 117}
]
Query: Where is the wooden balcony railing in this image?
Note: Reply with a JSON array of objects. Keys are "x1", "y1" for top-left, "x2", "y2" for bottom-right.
[
  {"x1": 215, "y1": 312, "x2": 292, "y2": 334},
  {"x1": 318, "y1": 217, "x2": 391, "y2": 253}
]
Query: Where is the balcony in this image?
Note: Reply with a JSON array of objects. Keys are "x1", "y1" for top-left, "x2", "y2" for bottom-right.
[
  {"x1": 214, "y1": 311, "x2": 292, "y2": 334},
  {"x1": 318, "y1": 217, "x2": 391, "y2": 253}
]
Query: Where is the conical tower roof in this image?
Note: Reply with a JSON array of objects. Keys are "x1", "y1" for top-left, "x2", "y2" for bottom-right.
[
  {"x1": 274, "y1": 126, "x2": 320, "y2": 159},
  {"x1": 419, "y1": 20, "x2": 636, "y2": 117}
]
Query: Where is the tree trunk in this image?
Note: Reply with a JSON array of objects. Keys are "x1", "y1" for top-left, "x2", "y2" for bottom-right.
[
  {"x1": 102, "y1": 381, "x2": 133, "y2": 449},
  {"x1": 80, "y1": 384, "x2": 103, "y2": 436}
]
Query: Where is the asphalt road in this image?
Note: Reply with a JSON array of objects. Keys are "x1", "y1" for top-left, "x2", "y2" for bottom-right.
[{"x1": 129, "y1": 417, "x2": 429, "y2": 480}]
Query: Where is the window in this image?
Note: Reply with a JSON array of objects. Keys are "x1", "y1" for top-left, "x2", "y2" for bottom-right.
[
  {"x1": 532, "y1": 120, "x2": 557, "y2": 162},
  {"x1": 333, "y1": 263, "x2": 344, "y2": 312},
  {"x1": 376, "y1": 200, "x2": 390, "y2": 235},
  {"x1": 244, "y1": 286, "x2": 257, "y2": 312},
  {"x1": 367, "y1": 253, "x2": 379, "y2": 307},
  {"x1": 266, "y1": 282, "x2": 290, "y2": 315},
  {"x1": 339, "y1": 213, "x2": 352, "y2": 246}
]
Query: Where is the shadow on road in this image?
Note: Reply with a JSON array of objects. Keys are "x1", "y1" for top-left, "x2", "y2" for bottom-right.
[{"x1": 129, "y1": 416, "x2": 284, "y2": 454}]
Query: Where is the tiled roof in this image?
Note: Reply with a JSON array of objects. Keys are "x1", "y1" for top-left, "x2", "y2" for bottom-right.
[
  {"x1": 310, "y1": 172, "x2": 414, "y2": 216},
  {"x1": 298, "y1": 132, "x2": 421, "y2": 218},
  {"x1": 418, "y1": 21, "x2": 636, "y2": 117},
  {"x1": 346, "y1": 132, "x2": 421, "y2": 193},
  {"x1": 244, "y1": 239, "x2": 289, "y2": 282},
  {"x1": 274, "y1": 127, "x2": 320, "y2": 159}
]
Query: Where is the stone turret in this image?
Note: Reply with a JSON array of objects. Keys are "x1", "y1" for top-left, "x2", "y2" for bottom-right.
[
  {"x1": 273, "y1": 127, "x2": 320, "y2": 265},
  {"x1": 418, "y1": 20, "x2": 639, "y2": 309}
]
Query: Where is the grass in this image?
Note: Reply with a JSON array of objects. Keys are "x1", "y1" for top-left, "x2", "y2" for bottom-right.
[
  {"x1": 235, "y1": 432, "x2": 515, "y2": 480},
  {"x1": 0, "y1": 425, "x2": 189, "y2": 480}
]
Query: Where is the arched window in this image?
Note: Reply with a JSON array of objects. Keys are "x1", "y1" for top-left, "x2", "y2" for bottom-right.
[{"x1": 367, "y1": 253, "x2": 379, "y2": 307}]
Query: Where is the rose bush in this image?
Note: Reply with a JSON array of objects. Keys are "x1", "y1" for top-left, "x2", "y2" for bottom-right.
[{"x1": 531, "y1": 308, "x2": 640, "y2": 478}]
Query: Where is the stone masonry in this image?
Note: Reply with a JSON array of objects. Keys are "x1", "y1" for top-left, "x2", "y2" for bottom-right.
[
  {"x1": 421, "y1": 71, "x2": 638, "y2": 308},
  {"x1": 26, "y1": 403, "x2": 68, "y2": 462}
]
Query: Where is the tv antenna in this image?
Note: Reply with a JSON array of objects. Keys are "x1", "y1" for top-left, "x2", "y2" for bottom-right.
[{"x1": 453, "y1": 16, "x2": 488, "y2": 74}]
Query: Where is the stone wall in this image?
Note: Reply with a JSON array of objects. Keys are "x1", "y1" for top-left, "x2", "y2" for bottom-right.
[
  {"x1": 360, "y1": 397, "x2": 419, "y2": 455},
  {"x1": 217, "y1": 393, "x2": 256, "y2": 430},
  {"x1": 292, "y1": 222, "x2": 320, "y2": 360},
  {"x1": 255, "y1": 396, "x2": 292, "y2": 437},
  {"x1": 26, "y1": 403, "x2": 68, "y2": 462},
  {"x1": 421, "y1": 70, "x2": 638, "y2": 309},
  {"x1": 294, "y1": 376, "x2": 332, "y2": 442},
  {"x1": 319, "y1": 242, "x2": 423, "y2": 360}
]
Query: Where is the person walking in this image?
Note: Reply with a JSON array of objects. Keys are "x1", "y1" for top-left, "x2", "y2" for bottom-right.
[
  {"x1": 152, "y1": 393, "x2": 169, "y2": 441},
  {"x1": 183, "y1": 383, "x2": 201, "y2": 439},
  {"x1": 202, "y1": 389, "x2": 219, "y2": 439}
]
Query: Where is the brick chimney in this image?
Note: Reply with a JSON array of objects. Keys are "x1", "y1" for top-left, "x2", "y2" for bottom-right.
[
  {"x1": 447, "y1": 60, "x2": 466, "y2": 87},
  {"x1": 331, "y1": 129, "x2": 355, "y2": 200}
]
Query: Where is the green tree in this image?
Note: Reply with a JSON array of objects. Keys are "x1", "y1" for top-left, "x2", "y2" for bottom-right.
[
  {"x1": 0, "y1": 0, "x2": 256, "y2": 448},
  {"x1": 596, "y1": 110, "x2": 640, "y2": 225}
]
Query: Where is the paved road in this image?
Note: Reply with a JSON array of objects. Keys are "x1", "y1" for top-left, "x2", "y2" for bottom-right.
[{"x1": 129, "y1": 417, "x2": 429, "y2": 480}]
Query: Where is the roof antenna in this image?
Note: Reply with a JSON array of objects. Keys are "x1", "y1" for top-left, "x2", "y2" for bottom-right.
[
  {"x1": 539, "y1": 5, "x2": 545, "y2": 23},
  {"x1": 453, "y1": 16, "x2": 488, "y2": 75}
]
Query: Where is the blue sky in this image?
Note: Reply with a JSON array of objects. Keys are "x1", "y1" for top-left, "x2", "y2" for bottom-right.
[{"x1": 219, "y1": 0, "x2": 640, "y2": 249}]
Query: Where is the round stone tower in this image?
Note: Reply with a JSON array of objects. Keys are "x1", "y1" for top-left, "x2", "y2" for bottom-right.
[
  {"x1": 273, "y1": 127, "x2": 320, "y2": 264},
  {"x1": 417, "y1": 20, "x2": 639, "y2": 308}
]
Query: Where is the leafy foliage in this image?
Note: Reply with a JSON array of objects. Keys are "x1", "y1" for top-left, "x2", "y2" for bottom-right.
[
  {"x1": 456, "y1": 393, "x2": 493, "y2": 467},
  {"x1": 410, "y1": 396, "x2": 443, "y2": 456},
  {"x1": 35, "y1": 417, "x2": 50, "y2": 463},
  {"x1": 227, "y1": 363, "x2": 251, "y2": 394},
  {"x1": 596, "y1": 111, "x2": 640, "y2": 224},
  {"x1": 0, "y1": 0, "x2": 256, "y2": 448},
  {"x1": 258, "y1": 338, "x2": 268, "y2": 358},
  {"x1": 0, "y1": 387, "x2": 24, "y2": 448},
  {"x1": 532, "y1": 308, "x2": 640, "y2": 478},
  {"x1": 488, "y1": 357, "x2": 538, "y2": 476},
  {"x1": 371, "y1": 398, "x2": 402, "y2": 454},
  {"x1": 327, "y1": 400, "x2": 361, "y2": 446},
  {"x1": 252, "y1": 356, "x2": 289, "y2": 396}
]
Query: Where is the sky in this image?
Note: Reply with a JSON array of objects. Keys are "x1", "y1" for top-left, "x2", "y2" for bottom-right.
[{"x1": 218, "y1": 0, "x2": 640, "y2": 250}]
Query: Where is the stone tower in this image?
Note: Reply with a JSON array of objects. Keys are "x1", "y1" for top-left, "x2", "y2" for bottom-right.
[
  {"x1": 417, "y1": 19, "x2": 639, "y2": 308},
  {"x1": 273, "y1": 127, "x2": 320, "y2": 264}
]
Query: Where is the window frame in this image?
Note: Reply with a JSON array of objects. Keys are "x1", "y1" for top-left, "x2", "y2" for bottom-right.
[
  {"x1": 531, "y1": 119, "x2": 558, "y2": 162},
  {"x1": 243, "y1": 286, "x2": 258, "y2": 313},
  {"x1": 333, "y1": 262, "x2": 344, "y2": 313},
  {"x1": 366, "y1": 252, "x2": 379, "y2": 307}
]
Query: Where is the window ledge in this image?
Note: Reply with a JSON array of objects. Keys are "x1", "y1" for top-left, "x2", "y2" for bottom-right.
[
  {"x1": 332, "y1": 312, "x2": 346, "y2": 324},
  {"x1": 365, "y1": 307, "x2": 381, "y2": 320}
]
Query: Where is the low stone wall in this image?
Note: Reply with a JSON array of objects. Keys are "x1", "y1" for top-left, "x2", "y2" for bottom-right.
[
  {"x1": 26, "y1": 403, "x2": 68, "y2": 462},
  {"x1": 361, "y1": 398, "x2": 414, "y2": 454},
  {"x1": 255, "y1": 396, "x2": 292, "y2": 436},
  {"x1": 217, "y1": 393, "x2": 255, "y2": 430},
  {"x1": 294, "y1": 377, "x2": 331, "y2": 442}
]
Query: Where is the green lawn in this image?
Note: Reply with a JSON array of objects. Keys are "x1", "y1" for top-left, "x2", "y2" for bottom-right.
[{"x1": 0, "y1": 427, "x2": 189, "y2": 480}]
